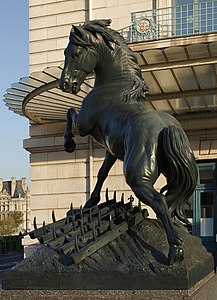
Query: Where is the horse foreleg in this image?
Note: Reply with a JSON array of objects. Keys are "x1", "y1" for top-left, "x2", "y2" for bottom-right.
[
  {"x1": 84, "y1": 151, "x2": 117, "y2": 208},
  {"x1": 64, "y1": 108, "x2": 78, "y2": 153}
]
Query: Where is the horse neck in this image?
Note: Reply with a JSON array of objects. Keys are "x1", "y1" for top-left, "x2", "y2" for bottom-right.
[{"x1": 94, "y1": 44, "x2": 138, "y2": 88}]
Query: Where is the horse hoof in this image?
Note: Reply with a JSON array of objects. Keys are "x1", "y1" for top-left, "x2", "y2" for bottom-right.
[
  {"x1": 64, "y1": 138, "x2": 76, "y2": 153},
  {"x1": 169, "y1": 245, "x2": 184, "y2": 265}
]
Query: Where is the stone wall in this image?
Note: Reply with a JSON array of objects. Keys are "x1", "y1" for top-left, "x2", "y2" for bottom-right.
[
  {"x1": 27, "y1": 0, "x2": 158, "y2": 228},
  {"x1": 26, "y1": 0, "x2": 217, "y2": 231},
  {"x1": 29, "y1": 0, "x2": 155, "y2": 72}
]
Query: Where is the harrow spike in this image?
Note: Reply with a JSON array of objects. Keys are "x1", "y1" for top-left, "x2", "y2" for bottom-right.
[
  {"x1": 80, "y1": 219, "x2": 85, "y2": 236},
  {"x1": 53, "y1": 224, "x2": 57, "y2": 240},
  {"x1": 92, "y1": 224, "x2": 97, "y2": 241},
  {"x1": 43, "y1": 221, "x2": 46, "y2": 235},
  {"x1": 75, "y1": 235, "x2": 80, "y2": 253},
  {"x1": 80, "y1": 205, "x2": 83, "y2": 219},
  {"x1": 129, "y1": 195, "x2": 134, "y2": 210},
  {"x1": 98, "y1": 210, "x2": 102, "y2": 226},
  {"x1": 52, "y1": 210, "x2": 56, "y2": 223},
  {"x1": 72, "y1": 214, "x2": 76, "y2": 231},
  {"x1": 89, "y1": 207, "x2": 92, "y2": 223},
  {"x1": 106, "y1": 188, "x2": 109, "y2": 202},
  {"x1": 123, "y1": 203, "x2": 127, "y2": 219},
  {"x1": 113, "y1": 200, "x2": 118, "y2": 216},
  {"x1": 33, "y1": 217, "x2": 37, "y2": 230},
  {"x1": 113, "y1": 191, "x2": 117, "y2": 202},
  {"x1": 69, "y1": 202, "x2": 74, "y2": 215},
  {"x1": 121, "y1": 193, "x2": 124, "y2": 204},
  {"x1": 109, "y1": 214, "x2": 113, "y2": 230}
]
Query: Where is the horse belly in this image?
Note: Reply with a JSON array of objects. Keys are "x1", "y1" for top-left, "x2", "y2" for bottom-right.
[
  {"x1": 91, "y1": 122, "x2": 125, "y2": 160},
  {"x1": 99, "y1": 136, "x2": 125, "y2": 160},
  {"x1": 106, "y1": 137, "x2": 124, "y2": 159}
]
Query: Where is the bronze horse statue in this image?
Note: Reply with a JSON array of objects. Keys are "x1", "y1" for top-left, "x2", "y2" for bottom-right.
[{"x1": 59, "y1": 19, "x2": 197, "y2": 265}]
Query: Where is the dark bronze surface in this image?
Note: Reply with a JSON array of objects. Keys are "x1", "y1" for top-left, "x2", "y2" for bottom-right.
[
  {"x1": 29, "y1": 193, "x2": 148, "y2": 264},
  {"x1": 60, "y1": 19, "x2": 198, "y2": 265}
]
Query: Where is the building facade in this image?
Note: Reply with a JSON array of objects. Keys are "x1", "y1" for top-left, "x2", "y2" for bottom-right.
[
  {"x1": 4, "y1": 0, "x2": 217, "y2": 261},
  {"x1": 0, "y1": 177, "x2": 30, "y2": 234}
]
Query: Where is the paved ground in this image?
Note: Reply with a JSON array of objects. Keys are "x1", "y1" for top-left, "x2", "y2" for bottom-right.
[
  {"x1": 190, "y1": 273, "x2": 217, "y2": 299},
  {"x1": 0, "y1": 252, "x2": 23, "y2": 290}
]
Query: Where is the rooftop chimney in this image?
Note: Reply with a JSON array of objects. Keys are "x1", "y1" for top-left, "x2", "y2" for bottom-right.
[
  {"x1": 0, "y1": 178, "x2": 3, "y2": 192},
  {"x1": 11, "y1": 177, "x2": 16, "y2": 197},
  {"x1": 21, "y1": 177, "x2": 27, "y2": 192}
]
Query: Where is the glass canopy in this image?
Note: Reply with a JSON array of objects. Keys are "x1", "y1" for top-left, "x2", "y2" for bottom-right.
[{"x1": 4, "y1": 40, "x2": 217, "y2": 124}]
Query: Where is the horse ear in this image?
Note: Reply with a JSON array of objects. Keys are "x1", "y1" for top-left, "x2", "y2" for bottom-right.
[
  {"x1": 72, "y1": 25, "x2": 85, "y2": 39},
  {"x1": 89, "y1": 19, "x2": 112, "y2": 28},
  {"x1": 104, "y1": 19, "x2": 112, "y2": 26}
]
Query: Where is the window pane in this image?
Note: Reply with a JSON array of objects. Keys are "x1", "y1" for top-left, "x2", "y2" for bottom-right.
[
  {"x1": 200, "y1": 192, "x2": 214, "y2": 236},
  {"x1": 176, "y1": 0, "x2": 193, "y2": 5},
  {"x1": 184, "y1": 195, "x2": 193, "y2": 220},
  {"x1": 200, "y1": 217, "x2": 213, "y2": 236},
  {"x1": 199, "y1": 167, "x2": 214, "y2": 184},
  {"x1": 201, "y1": 192, "x2": 214, "y2": 206}
]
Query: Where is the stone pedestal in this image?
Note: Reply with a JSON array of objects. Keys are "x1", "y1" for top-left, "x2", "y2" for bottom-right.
[
  {"x1": 0, "y1": 272, "x2": 216, "y2": 300},
  {"x1": 2, "y1": 219, "x2": 214, "y2": 294}
]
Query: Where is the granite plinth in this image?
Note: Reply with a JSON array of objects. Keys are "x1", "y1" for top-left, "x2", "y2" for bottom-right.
[
  {"x1": 2, "y1": 219, "x2": 214, "y2": 291},
  {"x1": 0, "y1": 272, "x2": 215, "y2": 300}
]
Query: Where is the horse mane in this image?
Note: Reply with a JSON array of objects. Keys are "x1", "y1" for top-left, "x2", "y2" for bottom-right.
[{"x1": 71, "y1": 19, "x2": 149, "y2": 103}]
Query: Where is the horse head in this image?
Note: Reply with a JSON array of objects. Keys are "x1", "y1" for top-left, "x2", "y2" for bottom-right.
[
  {"x1": 59, "y1": 25, "x2": 98, "y2": 94},
  {"x1": 60, "y1": 19, "x2": 149, "y2": 102}
]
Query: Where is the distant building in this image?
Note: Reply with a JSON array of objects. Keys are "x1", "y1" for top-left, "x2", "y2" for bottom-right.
[{"x1": 0, "y1": 177, "x2": 30, "y2": 233}]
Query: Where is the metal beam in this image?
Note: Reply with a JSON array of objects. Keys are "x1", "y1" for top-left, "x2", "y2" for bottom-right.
[
  {"x1": 140, "y1": 56, "x2": 217, "y2": 72},
  {"x1": 22, "y1": 79, "x2": 59, "y2": 123},
  {"x1": 147, "y1": 87, "x2": 217, "y2": 101}
]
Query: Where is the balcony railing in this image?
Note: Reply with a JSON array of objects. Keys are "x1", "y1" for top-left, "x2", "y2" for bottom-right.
[{"x1": 119, "y1": 1, "x2": 217, "y2": 43}]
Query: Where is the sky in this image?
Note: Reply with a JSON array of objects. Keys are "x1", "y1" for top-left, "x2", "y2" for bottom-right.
[{"x1": 0, "y1": 1, "x2": 29, "y2": 184}]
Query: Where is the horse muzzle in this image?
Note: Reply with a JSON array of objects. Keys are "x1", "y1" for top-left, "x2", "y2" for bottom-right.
[
  {"x1": 71, "y1": 82, "x2": 79, "y2": 94},
  {"x1": 60, "y1": 80, "x2": 80, "y2": 94}
]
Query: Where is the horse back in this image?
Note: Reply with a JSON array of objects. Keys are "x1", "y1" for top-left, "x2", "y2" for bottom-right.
[
  {"x1": 126, "y1": 110, "x2": 182, "y2": 140},
  {"x1": 94, "y1": 106, "x2": 182, "y2": 161}
]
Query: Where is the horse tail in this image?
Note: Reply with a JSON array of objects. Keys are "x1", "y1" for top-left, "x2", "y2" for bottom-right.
[{"x1": 159, "y1": 125, "x2": 197, "y2": 226}]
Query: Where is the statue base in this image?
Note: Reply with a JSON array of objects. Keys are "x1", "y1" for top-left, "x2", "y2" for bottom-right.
[
  {"x1": 0, "y1": 272, "x2": 215, "y2": 300},
  {"x1": 2, "y1": 219, "x2": 214, "y2": 291}
]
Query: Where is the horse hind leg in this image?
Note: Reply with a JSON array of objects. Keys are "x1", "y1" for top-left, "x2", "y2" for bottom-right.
[
  {"x1": 153, "y1": 193, "x2": 184, "y2": 265},
  {"x1": 125, "y1": 173, "x2": 184, "y2": 265},
  {"x1": 84, "y1": 151, "x2": 117, "y2": 209}
]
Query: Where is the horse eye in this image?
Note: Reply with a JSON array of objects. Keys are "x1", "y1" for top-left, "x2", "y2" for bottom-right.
[
  {"x1": 74, "y1": 46, "x2": 86, "y2": 57},
  {"x1": 74, "y1": 51, "x2": 80, "y2": 57}
]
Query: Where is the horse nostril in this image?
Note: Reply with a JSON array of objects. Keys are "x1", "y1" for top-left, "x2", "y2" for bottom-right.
[{"x1": 63, "y1": 82, "x2": 69, "y2": 91}]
